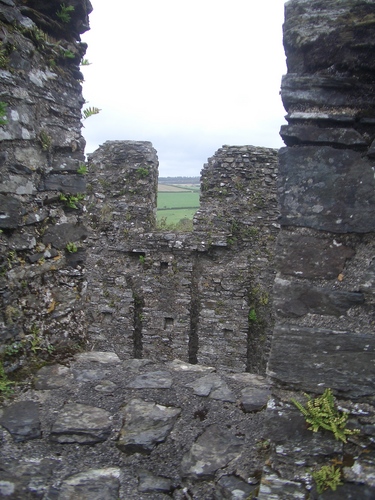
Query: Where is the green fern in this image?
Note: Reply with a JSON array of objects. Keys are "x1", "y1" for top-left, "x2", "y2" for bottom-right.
[
  {"x1": 56, "y1": 3, "x2": 75, "y2": 23},
  {"x1": 82, "y1": 107, "x2": 101, "y2": 120},
  {"x1": 312, "y1": 464, "x2": 343, "y2": 494},
  {"x1": 0, "y1": 101, "x2": 7, "y2": 126},
  {"x1": 292, "y1": 388, "x2": 360, "y2": 443},
  {"x1": 80, "y1": 58, "x2": 91, "y2": 66}
]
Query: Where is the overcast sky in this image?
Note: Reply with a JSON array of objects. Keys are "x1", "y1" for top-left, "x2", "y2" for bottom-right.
[{"x1": 81, "y1": 1, "x2": 287, "y2": 177}]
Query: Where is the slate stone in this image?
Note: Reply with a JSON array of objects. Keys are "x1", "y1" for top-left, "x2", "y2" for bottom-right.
[
  {"x1": 216, "y1": 474, "x2": 257, "y2": 500},
  {"x1": 34, "y1": 364, "x2": 73, "y2": 390},
  {"x1": 278, "y1": 146, "x2": 375, "y2": 233},
  {"x1": 74, "y1": 351, "x2": 121, "y2": 364},
  {"x1": 258, "y1": 474, "x2": 307, "y2": 499},
  {"x1": 281, "y1": 74, "x2": 375, "y2": 110},
  {"x1": 42, "y1": 223, "x2": 89, "y2": 249},
  {"x1": 73, "y1": 369, "x2": 111, "y2": 382},
  {"x1": 137, "y1": 469, "x2": 173, "y2": 494},
  {"x1": 94, "y1": 380, "x2": 117, "y2": 393},
  {"x1": 127, "y1": 371, "x2": 173, "y2": 389},
  {"x1": 241, "y1": 387, "x2": 270, "y2": 413},
  {"x1": 280, "y1": 124, "x2": 366, "y2": 147},
  {"x1": 268, "y1": 325, "x2": 375, "y2": 398},
  {"x1": 276, "y1": 232, "x2": 355, "y2": 279},
  {"x1": 0, "y1": 401, "x2": 41, "y2": 442},
  {"x1": 38, "y1": 173, "x2": 86, "y2": 194},
  {"x1": 273, "y1": 278, "x2": 365, "y2": 317},
  {"x1": 0, "y1": 194, "x2": 23, "y2": 228},
  {"x1": 167, "y1": 359, "x2": 215, "y2": 373},
  {"x1": 186, "y1": 374, "x2": 236, "y2": 402},
  {"x1": 57, "y1": 468, "x2": 121, "y2": 500},
  {"x1": 181, "y1": 424, "x2": 243, "y2": 479},
  {"x1": 116, "y1": 399, "x2": 181, "y2": 454},
  {"x1": 50, "y1": 403, "x2": 112, "y2": 444}
]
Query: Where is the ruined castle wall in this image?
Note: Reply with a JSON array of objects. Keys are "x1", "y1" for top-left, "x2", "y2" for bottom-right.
[
  {"x1": 260, "y1": 1, "x2": 375, "y2": 496},
  {"x1": 267, "y1": 0, "x2": 375, "y2": 399},
  {"x1": 86, "y1": 142, "x2": 279, "y2": 373},
  {"x1": 0, "y1": 0, "x2": 91, "y2": 371}
]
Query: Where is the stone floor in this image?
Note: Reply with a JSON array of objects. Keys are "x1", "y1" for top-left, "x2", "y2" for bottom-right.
[{"x1": 0, "y1": 352, "x2": 271, "y2": 499}]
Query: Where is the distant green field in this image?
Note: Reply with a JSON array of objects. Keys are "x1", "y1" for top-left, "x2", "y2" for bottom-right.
[
  {"x1": 156, "y1": 208, "x2": 198, "y2": 225},
  {"x1": 157, "y1": 191, "x2": 200, "y2": 210},
  {"x1": 156, "y1": 183, "x2": 200, "y2": 227}
]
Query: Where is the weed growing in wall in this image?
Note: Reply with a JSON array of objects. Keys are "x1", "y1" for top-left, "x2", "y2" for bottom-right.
[
  {"x1": 0, "y1": 101, "x2": 7, "y2": 126},
  {"x1": 292, "y1": 388, "x2": 360, "y2": 442},
  {"x1": 312, "y1": 464, "x2": 343, "y2": 494},
  {"x1": 56, "y1": 3, "x2": 75, "y2": 23},
  {"x1": 66, "y1": 242, "x2": 78, "y2": 253},
  {"x1": 77, "y1": 163, "x2": 88, "y2": 175},
  {"x1": 0, "y1": 362, "x2": 14, "y2": 398},
  {"x1": 83, "y1": 106, "x2": 101, "y2": 120},
  {"x1": 59, "y1": 193, "x2": 85, "y2": 210},
  {"x1": 39, "y1": 130, "x2": 52, "y2": 151}
]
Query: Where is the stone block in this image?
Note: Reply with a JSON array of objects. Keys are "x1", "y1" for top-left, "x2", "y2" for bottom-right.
[
  {"x1": 267, "y1": 325, "x2": 375, "y2": 399},
  {"x1": 275, "y1": 232, "x2": 355, "y2": 279},
  {"x1": 273, "y1": 278, "x2": 364, "y2": 317},
  {"x1": 278, "y1": 146, "x2": 375, "y2": 233}
]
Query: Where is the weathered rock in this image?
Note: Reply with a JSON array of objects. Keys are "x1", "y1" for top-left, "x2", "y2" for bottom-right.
[
  {"x1": 34, "y1": 364, "x2": 73, "y2": 390},
  {"x1": 241, "y1": 387, "x2": 270, "y2": 413},
  {"x1": 216, "y1": 474, "x2": 258, "y2": 500},
  {"x1": 57, "y1": 468, "x2": 121, "y2": 500},
  {"x1": 278, "y1": 146, "x2": 375, "y2": 233},
  {"x1": 127, "y1": 371, "x2": 173, "y2": 389},
  {"x1": 137, "y1": 469, "x2": 173, "y2": 494},
  {"x1": 275, "y1": 232, "x2": 355, "y2": 279},
  {"x1": 268, "y1": 325, "x2": 375, "y2": 399},
  {"x1": 116, "y1": 399, "x2": 181, "y2": 454},
  {"x1": 181, "y1": 424, "x2": 243, "y2": 479},
  {"x1": 273, "y1": 278, "x2": 365, "y2": 317},
  {"x1": 50, "y1": 403, "x2": 112, "y2": 444},
  {"x1": 0, "y1": 401, "x2": 41, "y2": 442},
  {"x1": 74, "y1": 351, "x2": 121, "y2": 364},
  {"x1": 186, "y1": 374, "x2": 236, "y2": 402}
]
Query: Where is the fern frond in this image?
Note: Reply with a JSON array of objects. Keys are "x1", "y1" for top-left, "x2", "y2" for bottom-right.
[{"x1": 82, "y1": 107, "x2": 101, "y2": 120}]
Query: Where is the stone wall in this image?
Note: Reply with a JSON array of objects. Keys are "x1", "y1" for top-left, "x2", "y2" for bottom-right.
[
  {"x1": 85, "y1": 142, "x2": 279, "y2": 373},
  {"x1": 0, "y1": 0, "x2": 91, "y2": 375},
  {"x1": 261, "y1": 0, "x2": 375, "y2": 497}
]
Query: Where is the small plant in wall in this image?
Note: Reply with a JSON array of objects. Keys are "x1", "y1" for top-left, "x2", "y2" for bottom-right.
[
  {"x1": 312, "y1": 464, "x2": 343, "y2": 494},
  {"x1": 292, "y1": 388, "x2": 360, "y2": 443},
  {"x1": 66, "y1": 242, "x2": 78, "y2": 253},
  {"x1": 77, "y1": 163, "x2": 88, "y2": 175},
  {"x1": 82, "y1": 106, "x2": 101, "y2": 120},
  {"x1": 39, "y1": 130, "x2": 52, "y2": 151},
  {"x1": 59, "y1": 193, "x2": 85, "y2": 209},
  {"x1": 56, "y1": 3, "x2": 75, "y2": 23}
]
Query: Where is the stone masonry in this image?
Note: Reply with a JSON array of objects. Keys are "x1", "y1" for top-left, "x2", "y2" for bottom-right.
[
  {"x1": 0, "y1": 0, "x2": 375, "y2": 499},
  {"x1": 85, "y1": 141, "x2": 278, "y2": 374}
]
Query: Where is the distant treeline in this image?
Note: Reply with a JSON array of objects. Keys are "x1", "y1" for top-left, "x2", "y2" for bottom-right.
[{"x1": 158, "y1": 176, "x2": 200, "y2": 185}]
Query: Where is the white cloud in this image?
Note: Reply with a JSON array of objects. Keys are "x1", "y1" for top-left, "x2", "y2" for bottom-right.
[{"x1": 82, "y1": 0, "x2": 287, "y2": 176}]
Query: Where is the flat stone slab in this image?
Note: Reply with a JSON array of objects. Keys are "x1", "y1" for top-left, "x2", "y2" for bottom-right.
[
  {"x1": 127, "y1": 371, "x2": 173, "y2": 389},
  {"x1": 0, "y1": 401, "x2": 41, "y2": 442},
  {"x1": 278, "y1": 146, "x2": 375, "y2": 233},
  {"x1": 137, "y1": 469, "x2": 173, "y2": 494},
  {"x1": 50, "y1": 403, "x2": 112, "y2": 444},
  {"x1": 74, "y1": 351, "x2": 121, "y2": 364},
  {"x1": 268, "y1": 325, "x2": 375, "y2": 398},
  {"x1": 241, "y1": 387, "x2": 270, "y2": 413},
  {"x1": 116, "y1": 399, "x2": 181, "y2": 455},
  {"x1": 186, "y1": 374, "x2": 236, "y2": 402},
  {"x1": 57, "y1": 468, "x2": 121, "y2": 500},
  {"x1": 167, "y1": 359, "x2": 216, "y2": 373},
  {"x1": 181, "y1": 424, "x2": 243, "y2": 479},
  {"x1": 34, "y1": 364, "x2": 73, "y2": 390}
]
